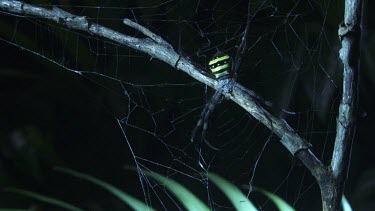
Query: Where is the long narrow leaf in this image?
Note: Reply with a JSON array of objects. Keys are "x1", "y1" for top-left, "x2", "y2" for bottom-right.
[
  {"x1": 208, "y1": 174, "x2": 257, "y2": 211},
  {"x1": 54, "y1": 167, "x2": 154, "y2": 211},
  {"x1": 342, "y1": 195, "x2": 352, "y2": 211},
  {"x1": 4, "y1": 188, "x2": 83, "y2": 211},
  {"x1": 144, "y1": 171, "x2": 210, "y2": 211},
  {"x1": 254, "y1": 188, "x2": 295, "y2": 211}
]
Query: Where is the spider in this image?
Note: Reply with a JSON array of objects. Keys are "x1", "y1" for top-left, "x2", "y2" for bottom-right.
[
  {"x1": 191, "y1": 0, "x2": 253, "y2": 150},
  {"x1": 191, "y1": 52, "x2": 234, "y2": 150}
]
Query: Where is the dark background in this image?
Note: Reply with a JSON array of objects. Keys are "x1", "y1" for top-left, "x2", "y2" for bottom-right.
[{"x1": 0, "y1": 0, "x2": 374, "y2": 210}]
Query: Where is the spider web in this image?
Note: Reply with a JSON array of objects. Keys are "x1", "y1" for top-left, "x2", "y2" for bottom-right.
[{"x1": 0, "y1": 0, "x2": 344, "y2": 210}]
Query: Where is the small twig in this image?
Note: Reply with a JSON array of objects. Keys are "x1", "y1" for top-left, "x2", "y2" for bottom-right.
[{"x1": 123, "y1": 18, "x2": 172, "y2": 48}]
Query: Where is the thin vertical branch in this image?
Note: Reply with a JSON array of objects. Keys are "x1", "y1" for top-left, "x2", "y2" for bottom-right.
[
  {"x1": 332, "y1": 0, "x2": 362, "y2": 182},
  {"x1": 317, "y1": 0, "x2": 362, "y2": 210}
]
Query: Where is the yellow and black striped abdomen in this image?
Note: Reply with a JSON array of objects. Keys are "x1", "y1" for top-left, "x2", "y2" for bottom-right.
[{"x1": 208, "y1": 54, "x2": 231, "y2": 79}]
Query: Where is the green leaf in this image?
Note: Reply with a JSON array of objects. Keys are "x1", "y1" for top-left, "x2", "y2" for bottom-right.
[
  {"x1": 4, "y1": 188, "x2": 83, "y2": 211},
  {"x1": 144, "y1": 171, "x2": 210, "y2": 211},
  {"x1": 342, "y1": 195, "x2": 352, "y2": 211},
  {"x1": 54, "y1": 167, "x2": 154, "y2": 211},
  {"x1": 254, "y1": 188, "x2": 295, "y2": 211},
  {"x1": 208, "y1": 174, "x2": 257, "y2": 211}
]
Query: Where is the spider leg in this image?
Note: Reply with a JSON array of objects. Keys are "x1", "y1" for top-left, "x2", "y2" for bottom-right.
[
  {"x1": 191, "y1": 120, "x2": 201, "y2": 142},
  {"x1": 190, "y1": 99, "x2": 214, "y2": 142},
  {"x1": 191, "y1": 104, "x2": 210, "y2": 142},
  {"x1": 201, "y1": 90, "x2": 222, "y2": 150},
  {"x1": 191, "y1": 90, "x2": 222, "y2": 150}
]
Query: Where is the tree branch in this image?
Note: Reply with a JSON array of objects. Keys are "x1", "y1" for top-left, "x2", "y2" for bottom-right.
[
  {"x1": 310, "y1": 1, "x2": 362, "y2": 210},
  {"x1": 0, "y1": 0, "x2": 326, "y2": 187},
  {"x1": 332, "y1": 0, "x2": 361, "y2": 180}
]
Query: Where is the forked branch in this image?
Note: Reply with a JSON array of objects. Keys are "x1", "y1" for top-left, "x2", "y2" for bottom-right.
[{"x1": 1, "y1": 1, "x2": 362, "y2": 210}]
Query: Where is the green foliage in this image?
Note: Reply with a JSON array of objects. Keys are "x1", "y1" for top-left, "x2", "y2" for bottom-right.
[
  {"x1": 342, "y1": 195, "x2": 352, "y2": 211},
  {"x1": 253, "y1": 188, "x2": 295, "y2": 211},
  {"x1": 4, "y1": 188, "x2": 83, "y2": 211},
  {"x1": 1, "y1": 167, "x2": 353, "y2": 211},
  {"x1": 143, "y1": 170, "x2": 211, "y2": 211},
  {"x1": 54, "y1": 167, "x2": 154, "y2": 211},
  {"x1": 208, "y1": 173, "x2": 257, "y2": 211}
]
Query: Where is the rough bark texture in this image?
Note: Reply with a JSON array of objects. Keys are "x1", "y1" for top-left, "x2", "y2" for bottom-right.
[
  {"x1": 325, "y1": 0, "x2": 362, "y2": 210},
  {"x1": 299, "y1": 0, "x2": 362, "y2": 209}
]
